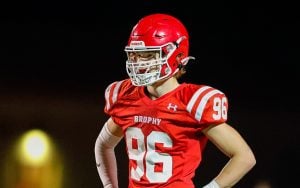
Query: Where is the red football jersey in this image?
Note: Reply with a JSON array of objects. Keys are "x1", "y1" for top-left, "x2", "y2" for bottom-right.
[{"x1": 104, "y1": 78, "x2": 228, "y2": 188}]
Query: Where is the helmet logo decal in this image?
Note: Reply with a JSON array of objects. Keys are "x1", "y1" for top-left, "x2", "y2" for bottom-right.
[{"x1": 130, "y1": 41, "x2": 145, "y2": 47}]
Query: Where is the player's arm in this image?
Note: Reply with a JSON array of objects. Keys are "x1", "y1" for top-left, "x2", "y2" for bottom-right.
[
  {"x1": 94, "y1": 117, "x2": 123, "y2": 188},
  {"x1": 202, "y1": 123, "x2": 256, "y2": 188}
]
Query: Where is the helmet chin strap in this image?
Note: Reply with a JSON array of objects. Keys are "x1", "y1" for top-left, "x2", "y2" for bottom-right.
[
  {"x1": 172, "y1": 56, "x2": 195, "y2": 77},
  {"x1": 181, "y1": 56, "x2": 195, "y2": 66},
  {"x1": 174, "y1": 36, "x2": 195, "y2": 66}
]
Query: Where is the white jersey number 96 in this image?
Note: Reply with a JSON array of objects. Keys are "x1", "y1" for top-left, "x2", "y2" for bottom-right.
[{"x1": 125, "y1": 127, "x2": 172, "y2": 183}]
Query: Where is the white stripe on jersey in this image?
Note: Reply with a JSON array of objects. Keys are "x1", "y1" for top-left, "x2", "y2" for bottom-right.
[
  {"x1": 195, "y1": 89, "x2": 223, "y2": 121},
  {"x1": 105, "y1": 82, "x2": 114, "y2": 111},
  {"x1": 112, "y1": 80, "x2": 124, "y2": 103},
  {"x1": 187, "y1": 86, "x2": 211, "y2": 113},
  {"x1": 105, "y1": 80, "x2": 124, "y2": 111}
]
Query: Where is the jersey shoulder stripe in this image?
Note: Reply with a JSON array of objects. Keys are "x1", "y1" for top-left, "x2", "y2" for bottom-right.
[
  {"x1": 186, "y1": 85, "x2": 225, "y2": 122},
  {"x1": 194, "y1": 89, "x2": 223, "y2": 121},
  {"x1": 104, "y1": 79, "x2": 125, "y2": 111},
  {"x1": 186, "y1": 86, "x2": 212, "y2": 113}
]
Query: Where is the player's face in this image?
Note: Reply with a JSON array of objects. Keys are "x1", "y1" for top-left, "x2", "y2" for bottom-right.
[
  {"x1": 128, "y1": 51, "x2": 160, "y2": 73},
  {"x1": 125, "y1": 48, "x2": 171, "y2": 86}
]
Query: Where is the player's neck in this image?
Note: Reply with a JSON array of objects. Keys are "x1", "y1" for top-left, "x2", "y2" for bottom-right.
[{"x1": 146, "y1": 77, "x2": 180, "y2": 100}]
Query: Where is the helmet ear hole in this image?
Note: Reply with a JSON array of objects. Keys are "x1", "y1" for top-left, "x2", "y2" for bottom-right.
[{"x1": 176, "y1": 52, "x2": 185, "y2": 62}]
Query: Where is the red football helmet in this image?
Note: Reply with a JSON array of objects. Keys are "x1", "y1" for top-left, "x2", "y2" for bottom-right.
[{"x1": 125, "y1": 13, "x2": 195, "y2": 86}]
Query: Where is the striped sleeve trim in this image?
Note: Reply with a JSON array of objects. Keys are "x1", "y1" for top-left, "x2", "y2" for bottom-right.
[
  {"x1": 195, "y1": 89, "x2": 223, "y2": 121},
  {"x1": 105, "y1": 80, "x2": 124, "y2": 111},
  {"x1": 187, "y1": 86, "x2": 211, "y2": 113},
  {"x1": 187, "y1": 86, "x2": 223, "y2": 122}
]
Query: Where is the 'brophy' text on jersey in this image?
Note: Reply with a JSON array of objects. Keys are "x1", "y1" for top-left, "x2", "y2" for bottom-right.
[{"x1": 134, "y1": 116, "x2": 161, "y2": 125}]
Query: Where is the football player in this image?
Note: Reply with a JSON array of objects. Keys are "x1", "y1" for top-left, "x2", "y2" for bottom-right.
[{"x1": 95, "y1": 13, "x2": 256, "y2": 188}]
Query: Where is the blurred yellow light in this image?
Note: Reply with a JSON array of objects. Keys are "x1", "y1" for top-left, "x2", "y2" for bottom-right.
[{"x1": 20, "y1": 129, "x2": 50, "y2": 166}]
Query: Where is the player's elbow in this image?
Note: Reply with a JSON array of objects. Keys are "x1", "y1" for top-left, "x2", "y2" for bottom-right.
[
  {"x1": 249, "y1": 152, "x2": 256, "y2": 169},
  {"x1": 232, "y1": 147, "x2": 256, "y2": 172},
  {"x1": 243, "y1": 149, "x2": 256, "y2": 171},
  {"x1": 94, "y1": 134, "x2": 106, "y2": 155},
  {"x1": 94, "y1": 135, "x2": 101, "y2": 155}
]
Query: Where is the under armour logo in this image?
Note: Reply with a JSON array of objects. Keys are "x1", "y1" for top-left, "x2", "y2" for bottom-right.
[{"x1": 167, "y1": 103, "x2": 177, "y2": 111}]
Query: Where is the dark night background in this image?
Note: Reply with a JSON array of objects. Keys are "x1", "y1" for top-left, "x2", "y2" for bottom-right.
[{"x1": 0, "y1": 0, "x2": 299, "y2": 187}]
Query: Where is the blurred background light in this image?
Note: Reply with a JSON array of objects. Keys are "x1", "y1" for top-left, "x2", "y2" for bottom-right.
[
  {"x1": 20, "y1": 129, "x2": 50, "y2": 166},
  {"x1": 2, "y1": 129, "x2": 64, "y2": 188}
]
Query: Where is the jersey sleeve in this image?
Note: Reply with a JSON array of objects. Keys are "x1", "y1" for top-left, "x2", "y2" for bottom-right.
[
  {"x1": 103, "y1": 79, "x2": 134, "y2": 121},
  {"x1": 104, "y1": 79, "x2": 126, "y2": 115},
  {"x1": 186, "y1": 86, "x2": 228, "y2": 127}
]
